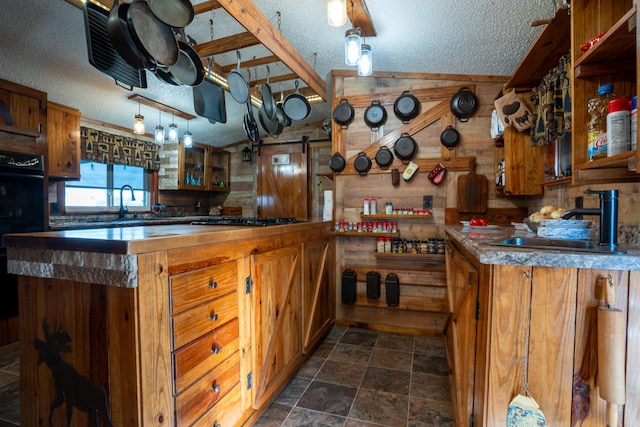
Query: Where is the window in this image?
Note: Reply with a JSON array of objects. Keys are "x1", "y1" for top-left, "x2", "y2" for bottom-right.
[{"x1": 65, "y1": 161, "x2": 151, "y2": 211}]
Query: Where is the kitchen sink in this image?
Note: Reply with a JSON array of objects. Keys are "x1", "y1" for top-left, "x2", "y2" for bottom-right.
[{"x1": 491, "y1": 237, "x2": 627, "y2": 255}]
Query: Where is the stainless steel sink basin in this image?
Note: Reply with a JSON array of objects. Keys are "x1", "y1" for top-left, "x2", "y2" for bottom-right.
[{"x1": 491, "y1": 237, "x2": 627, "y2": 255}]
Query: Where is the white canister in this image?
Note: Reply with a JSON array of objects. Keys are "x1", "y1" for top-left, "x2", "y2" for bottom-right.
[
  {"x1": 370, "y1": 198, "x2": 377, "y2": 215},
  {"x1": 607, "y1": 98, "x2": 631, "y2": 157},
  {"x1": 363, "y1": 198, "x2": 370, "y2": 215}
]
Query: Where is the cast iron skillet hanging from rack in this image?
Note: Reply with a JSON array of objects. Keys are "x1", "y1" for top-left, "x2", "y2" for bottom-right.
[
  {"x1": 354, "y1": 152, "x2": 372, "y2": 176},
  {"x1": 394, "y1": 133, "x2": 418, "y2": 162},
  {"x1": 374, "y1": 146, "x2": 394, "y2": 169},
  {"x1": 329, "y1": 152, "x2": 346, "y2": 173},
  {"x1": 261, "y1": 65, "x2": 277, "y2": 121},
  {"x1": 333, "y1": 99, "x2": 355, "y2": 129},
  {"x1": 283, "y1": 80, "x2": 311, "y2": 121},
  {"x1": 450, "y1": 87, "x2": 479, "y2": 122},
  {"x1": 228, "y1": 51, "x2": 250, "y2": 104},
  {"x1": 148, "y1": 0, "x2": 195, "y2": 28}
]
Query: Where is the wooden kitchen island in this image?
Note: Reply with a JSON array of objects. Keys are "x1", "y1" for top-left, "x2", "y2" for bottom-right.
[{"x1": 3, "y1": 221, "x2": 333, "y2": 427}]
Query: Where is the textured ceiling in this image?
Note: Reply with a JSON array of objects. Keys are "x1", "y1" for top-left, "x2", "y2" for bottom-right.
[{"x1": 0, "y1": 0, "x2": 554, "y2": 146}]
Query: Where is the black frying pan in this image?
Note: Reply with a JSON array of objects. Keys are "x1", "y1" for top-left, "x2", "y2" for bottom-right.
[
  {"x1": 228, "y1": 51, "x2": 249, "y2": 104},
  {"x1": 167, "y1": 40, "x2": 204, "y2": 86},
  {"x1": 261, "y1": 65, "x2": 277, "y2": 121},
  {"x1": 106, "y1": 0, "x2": 152, "y2": 69},
  {"x1": 148, "y1": 0, "x2": 194, "y2": 28},
  {"x1": 283, "y1": 80, "x2": 311, "y2": 121},
  {"x1": 126, "y1": 0, "x2": 178, "y2": 67}
]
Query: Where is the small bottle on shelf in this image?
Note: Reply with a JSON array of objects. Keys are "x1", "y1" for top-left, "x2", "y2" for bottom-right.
[
  {"x1": 370, "y1": 198, "x2": 377, "y2": 215},
  {"x1": 363, "y1": 198, "x2": 370, "y2": 215}
]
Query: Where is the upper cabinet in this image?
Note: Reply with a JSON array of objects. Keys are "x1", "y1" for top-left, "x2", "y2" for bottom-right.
[
  {"x1": 571, "y1": 1, "x2": 638, "y2": 183},
  {"x1": 0, "y1": 78, "x2": 47, "y2": 156},
  {"x1": 160, "y1": 141, "x2": 230, "y2": 192},
  {"x1": 46, "y1": 102, "x2": 81, "y2": 179}
]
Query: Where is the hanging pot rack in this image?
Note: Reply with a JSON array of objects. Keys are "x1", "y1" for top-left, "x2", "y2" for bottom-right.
[{"x1": 67, "y1": 0, "x2": 375, "y2": 104}]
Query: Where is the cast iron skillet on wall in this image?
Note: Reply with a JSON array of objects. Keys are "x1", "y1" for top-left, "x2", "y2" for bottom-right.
[
  {"x1": 354, "y1": 152, "x2": 372, "y2": 175},
  {"x1": 364, "y1": 100, "x2": 387, "y2": 131},
  {"x1": 450, "y1": 87, "x2": 479, "y2": 122},
  {"x1": 374, "y1": 146, "x2": 394, "y2": 169},
  {"x1": 440, "y1": 126, "x2": 460, "y2": 150},
  {"x1": 329, "y1": 152, "x2": 346, "y2": 173},
  {"x1": 393, "y1": 133, "x2": 418, "y2": 162},
  {"x1": 393, "y1": 91, "x2": 420, "y2": 123},
  {"x1": 333, "y1": 99, "x2": 355, "y2": 129}
]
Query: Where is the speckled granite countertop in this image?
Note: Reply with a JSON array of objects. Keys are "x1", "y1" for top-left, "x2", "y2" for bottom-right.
[{"x1": 445, "y1": 226, "x2": 640, "y2": 271}]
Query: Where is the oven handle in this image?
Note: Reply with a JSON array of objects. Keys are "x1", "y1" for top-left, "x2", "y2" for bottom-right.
[{"x1": 0, "y1": 171, "x2": 45, "y2": 180}]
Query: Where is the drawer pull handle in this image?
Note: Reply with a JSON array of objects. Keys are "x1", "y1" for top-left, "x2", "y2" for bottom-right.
[
  {"x1": 212, "y1": 383, "x2": 221, "y2": 393},
  {"x1": 211, "y1": 344, "x2": 222, "y2": 355},
  {"x1": 209, "y1": 312, "x2": 218, "y2": 321},
  {"x1": 209, "y1": 280, "x2": 217, "y2": 289}
]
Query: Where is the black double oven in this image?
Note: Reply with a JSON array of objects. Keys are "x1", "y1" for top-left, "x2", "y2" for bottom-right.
[{"x1": 0, "y1": 150, "x2": 45, "y2": 319}]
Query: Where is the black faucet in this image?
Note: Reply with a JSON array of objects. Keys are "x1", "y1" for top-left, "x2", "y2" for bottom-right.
[
  {"x1": 561, "y1": 189, "x2": 619, "y2": 248},
  {"x1": 118, "y1": 185, "x2": 136, "y2": 219}
]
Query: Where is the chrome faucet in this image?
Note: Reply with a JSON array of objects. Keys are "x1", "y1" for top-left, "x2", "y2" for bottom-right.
[
  {"x1": 561, "y1": 189, "x2": 619, "y2": 248},
  {"x1": 118, "y1": 185, "x2": 135, "y2": 219}
]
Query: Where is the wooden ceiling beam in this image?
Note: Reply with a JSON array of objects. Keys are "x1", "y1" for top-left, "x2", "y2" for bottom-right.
[
  {"x1": 193, "y1": 1, "x2": 222, "y2": 15},
  {"x1": 349, "y1": 0, "x2": 376, "y2": 37},
  {"x1": 194, "y1": 32, "x2": 261, "y2": 58},
  {"x1": 215, "y1": 0, "x2": 327, "y2": 101}
]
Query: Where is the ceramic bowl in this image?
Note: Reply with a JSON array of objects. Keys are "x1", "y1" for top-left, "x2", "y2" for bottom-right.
[
  {"x1": 537, "y1": 226, "x2": 592, "y2": 240},
  {"x1": 539, "y1": 219, "x2": 592, "y2": 229}
]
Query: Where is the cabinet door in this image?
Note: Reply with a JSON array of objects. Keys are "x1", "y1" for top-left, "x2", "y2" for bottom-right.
[
  {"x1": 47, "y1": 103, "x2": 81, "y2": 179},
  {"x1": 445, "y1": 244, "x2": 479, "y2": 427},
  {"x1": 302, "y1": 238, "x2": 333, "y2": 353},
  {"x1": 250, "y1": 244, "x2": 303, "y2": 408},
  {"x1": 502, "y1": 122, "x2": 543, "y2": 195},
  {"x1": 179, "y1": 142, "x2": 208, "y2": 190},
  {"x1": 208, "y1": 147, "x2": 230, "y2": 192}
]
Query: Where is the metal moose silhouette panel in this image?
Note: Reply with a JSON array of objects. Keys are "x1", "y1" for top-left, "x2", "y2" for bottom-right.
[{"x1": 33, "y1": 319, "x2": 114, "y2": 427}]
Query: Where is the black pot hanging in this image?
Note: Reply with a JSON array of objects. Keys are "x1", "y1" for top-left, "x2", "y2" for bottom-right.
[
  {"x1": 393, "y1": 133, "x2": 418, "y2": 162},
  {"x1": 450, "y1": 87, "x2": 479, "y2": 122},
  {"x1": 333, "y1": 99, "x2": 355, "y2": 129},
  {"x1": 374, "y1": 146, "x2": 394, "y2": 169},
  {"x1": 440, "y1": 126, "x2": 460, "y2": 149},
  {"x1": 329, "y1": 152, "x2": 346, "y2": 173},
  {"x1": 364, "y1": 100, "x2": 388, "y2": 130},
  {"x1": 353, "y1": 152, "x2": 372, "y2": 176},
  {"x1": 393, "y1": 91, "x2": 420, "y2": 123}
]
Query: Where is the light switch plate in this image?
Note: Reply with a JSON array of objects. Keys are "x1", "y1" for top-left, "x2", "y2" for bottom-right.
[{"x1": 423, "y1": 195, "x2": 433, "y2": 210}]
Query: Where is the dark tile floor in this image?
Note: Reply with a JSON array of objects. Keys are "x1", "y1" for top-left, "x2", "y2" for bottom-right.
[
  {"x1": 0, "y1": 326, "x2": 454, "y2": 427},
  {"x1": 254, "y1": 326, "x2": 454, "y2": 427}
]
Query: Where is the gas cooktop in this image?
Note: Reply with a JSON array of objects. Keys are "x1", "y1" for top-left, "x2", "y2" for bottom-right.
[{"x1": 191, "y1": 217, "x2": 299, "y2": 226}]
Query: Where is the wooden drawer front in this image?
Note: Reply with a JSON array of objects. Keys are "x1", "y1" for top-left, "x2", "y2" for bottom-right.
[
  {"x1": 172, "y1": 291, "x2": 238, "y2": 350},
  {"x1": 191, "y1": 382, "x2": 242, "y2": 427},
  {"x1": 170, "y1": 261, "x2": 238, "y2": 314},
  {"x1": 173, "y1": 318, "x2": 240, "y2": 393},
  {"x1": 175, "y1": 352, "x2": 240, "y2": 427}
]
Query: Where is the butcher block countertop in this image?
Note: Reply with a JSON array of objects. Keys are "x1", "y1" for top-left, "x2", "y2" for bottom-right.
[
  {"x1": 445, "y1": 226, "x2": 640, "y2": 270},
  {"x1": 4, "y1": 221, "x2": 329, "y2": 288}
]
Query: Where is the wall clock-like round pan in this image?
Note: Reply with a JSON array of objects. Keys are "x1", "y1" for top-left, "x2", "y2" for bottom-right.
[
  {"x1": 228, "y1": 51, "x2": 250, "y2": 104},
  {"x1": 450, "y1": 87, "x2": 479, "y2": 122},
  {"x1": 329, "y1": 152, "x2": 346, "y2": 173},
  {"x1": 374, "y1": 146, "x2": 394, "y2": 169},
  {"x1": 393, "y1": 91, "x2": 420, "y2": 123},
  {"x1": 393, "y1": 133, "x2": 418, "y2": 162},
  {"x1": 148, "y1": 0, "x2": 195, "y2": 28}
]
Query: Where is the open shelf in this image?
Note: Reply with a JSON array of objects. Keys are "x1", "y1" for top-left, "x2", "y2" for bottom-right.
[
  {"x1": 331, "y1": 231, "x2": 398, "y2": 238},
  {"x1": 361, "y1": 213, "x2": 432, "y2": 220}
]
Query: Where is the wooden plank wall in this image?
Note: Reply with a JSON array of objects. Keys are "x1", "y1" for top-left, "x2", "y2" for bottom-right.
[{"x1": 331, "y1": 70, "x2": 523, "y2": 335}]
